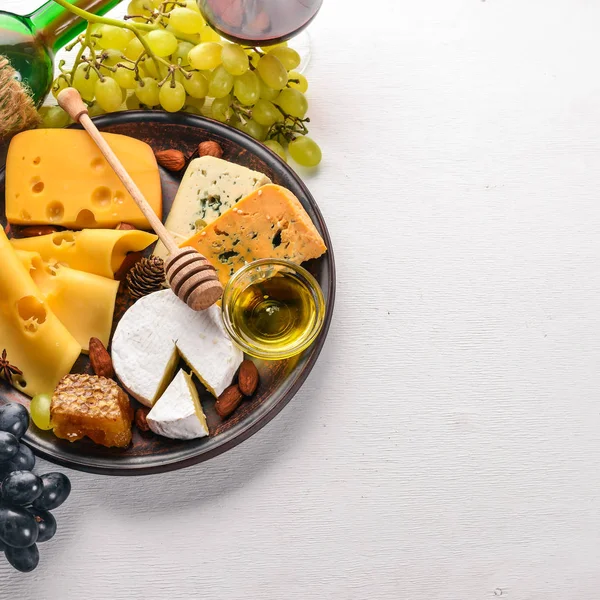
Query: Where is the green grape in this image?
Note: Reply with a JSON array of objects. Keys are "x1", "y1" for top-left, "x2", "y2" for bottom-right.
[
  {"x1": 183, "y1": 71, "x2": 208, "y2": 98},
  {"x1": 181, "y1": 0, "x2": 201, "y2": 11},
  {"x1": 287, "y1": 71, "x2": 308, "y2": 93},
  {"x1": 289, "y1": 136, "x2": 321, "y2": 167},
  {"x1": 258, "y1": 76, "x2": 279, "y2": 101},
  {"x1": 237, "y1": 119, "x2": 266, "y2": 141},
  {"x1": 172, "y1": 41, "x2": 194, "y2": 66},
  {"x1": 221, "y1": 43, "x2": 249, "y2": 76},
  {"x1": 95, "y1": 77, "x2": 123, "y2": 112},
  {"x1": 211, "y1": 95, "x2": 232, "y2": 122},
  {"x1": 188, "y1": 42, "x2": 222, "y2": 70},
  {"x1": 30, "y1": 394, "x2": 52, "y2": 430},
  {"x1": 172, "y1": 70, "x2": 186, "y2": 86},
  {"x1": 39, "y1": 106, "x2": 69, "y2": 129},
  {"x1": 248, "y1": 50, "x2": 261, "y2": 68},
  {"x1": 264, "y1": 139, "x2": 287, "y2": 162},
  {"x1": 262, "y1": 41, "x2": 288, "y2": 52},
  {"x1": 100, "y1": 49, "x2": 123, "y2": 69},
  {"x1": 257, "y1": 54, "x2": 288, "y2": 90},
  {"x1": 276, "y1": 88, "x2": 307, "y2": 118},
  {"x1": 88, "y1": 101, "x2": 105, "y2": 117},
  {"x1": 233, "y1": 70, "x2": 259, "y2": 105},
  {"x1": 141, "y1": 56, "x2": 159, "y2": 78},
  {"x1": 97, "y1": 25, "x2": 134, "y2": 51},
  {"x1": 51, "y1": 76, "x2": 69, "y2": 99},
  {"x1": 135, "y1": 77, "x2": 160, "y2": 106},
  {"x1": 145, "y1": 30, "x2": 178, "y2": 57},
  {"x1": 123, "y1": 37, "x2": 145, "y2": 60},
  {"x1": 252, "y1": 98, "x2": 281, "y2": 126},
  {"x1": 159, "y1": 81, "x2": 186, "y2": 112},
  {"x1": 169, "y1": 7, "x2": 205, "y2": 35},
  {"x1": 208, "y1": 65, "x2": 234, "y2": 98},
  {"x1": 200, "y1": 24, "x2": 221, "y2": 42},
  {"x1": 184, "y1": 96, "x2": 205, "y2": 114},
  {"x1": 267, "y1": 46, "x2": 300, "y2": 71},
  {"x1": 72, "y1": 64, "x2": 98, "y2": 101},
  {"x1": 126, "y1": 91, "x2": 142, "y2": 110},
  {"x1": 113, "y1": 66, "x2": 138, "y2": 90}
]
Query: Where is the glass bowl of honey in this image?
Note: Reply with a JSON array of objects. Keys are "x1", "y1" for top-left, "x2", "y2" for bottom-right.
[{"x1": 222, "y1": 259, "x2": 326, "y2": 360}]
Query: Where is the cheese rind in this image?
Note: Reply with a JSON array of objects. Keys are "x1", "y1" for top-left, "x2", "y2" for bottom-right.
[
  {"x1": 111, "y1": 289, "x2": 243, "y2": 407},
  {"x1": 11, "y1": 229, "x2": 157, "y2": 279},
  {"x1": 0, "y1": 229, "x2": 81, "y2": 398},
  {"x1": 6, "y1": 129, "x2": 162, "y2": 229},
  {"x1": 147, "y1": 370, "x2": 209, "y2": 440},
  {"x1": 181, "y1": 184, "x2": 327, "y2": 285},
  {"x1": 16, "y1": 250, "x2": 119, "y2": 352},
  {"x1": 154, "y1": 156, "x2": 271, "y2": 258}
]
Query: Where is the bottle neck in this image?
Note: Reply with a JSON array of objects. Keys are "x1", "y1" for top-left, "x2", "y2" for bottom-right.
[{"x1": 29, "y1": 0, "x2": 122, "y2": 51}]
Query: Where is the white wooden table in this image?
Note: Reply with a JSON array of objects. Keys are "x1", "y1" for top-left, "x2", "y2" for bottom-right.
[{"x1": 4, "y1": 0, "x2": 600, "y2": 598}]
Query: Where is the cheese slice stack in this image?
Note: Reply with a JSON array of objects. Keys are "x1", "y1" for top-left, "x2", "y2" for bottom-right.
[
  {"x1": 154, "y1": 156, "x2": 271, "y2": 258},
  {"x1": 6, "y1": 129, "x2": 162, "y2": 230},
  {"x1": 111, "y1": 289, "x2": 243, "y2": 407},
  {"x1": 11, "y1": 229, "x2": 157, "y2": 279},
  {"x1": 0, "y1": 229, "x2": 81, "y2": 398},
  {"x1": 147, "y1": 370, "x2": 209, "y2": 440},
  {"x1": 181, "y1": 184, "x2": 327, "y2": 285}
]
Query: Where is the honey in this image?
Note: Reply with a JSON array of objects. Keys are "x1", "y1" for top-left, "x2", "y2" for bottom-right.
[{"x1": 223, "y1": 259, "x2": 325, "y2": 360}]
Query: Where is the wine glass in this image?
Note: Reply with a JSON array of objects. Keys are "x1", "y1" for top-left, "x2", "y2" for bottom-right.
[{"x1": 197, "y1": 0, "x2": 323, "y2": 70}]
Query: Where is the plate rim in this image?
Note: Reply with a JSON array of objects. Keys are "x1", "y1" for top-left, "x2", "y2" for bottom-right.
[{"x1": 2, "y1": 111, "x2": 336, "y2": 475}]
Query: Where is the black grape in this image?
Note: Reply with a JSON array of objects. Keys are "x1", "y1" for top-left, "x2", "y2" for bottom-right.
[
  {"x1": 0, "y1": 404, "x2": 29, "y2": 440},
  {"x1": 32, "y1": 473, "x2": 71, "y2": 511},
  {"x1": 5, "y1": 544, "x2": 39, "y2": 572},
  {"x1": 1, "y1": 471, "x2": 43, "y2": 506},
  {"x1": 0, "y1": 505, "x2": 39, "y2": 548},
  {"x1": 1, "y1": 444, "x2": 36, "y2": 477},
  {"x1": 26, "y1": 508, "x2": 56, "y2": 543},
  {"x1": 0, "y1": 432, "x2": 19, "y2": 463}
]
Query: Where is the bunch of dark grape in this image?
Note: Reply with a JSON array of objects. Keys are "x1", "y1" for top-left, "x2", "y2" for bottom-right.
[{"x1": 0, "y1": 403, "x2": 71, "y2": 573}]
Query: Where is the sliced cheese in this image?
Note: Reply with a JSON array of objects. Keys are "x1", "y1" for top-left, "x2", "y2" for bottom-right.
[
  {"x1": 16, "y1": 250, "x2": 119, "y2": 352},
  {"x1": 154, "y1": 156, "x2": 271, "y2": 259},
  {"x1": 111, "y1": 289, "x2": 243, "y2": 407},
  {"x1": 147, "y1": 370, "x2": 209, "y2": 440},
  {"x1": 0, "y1": 229, "x2": 81, "y2": 398},
  {"x1": 6, "y1": 129, "x2": 162, "y2": 229},
  {"x1": 181, "y1": 184, "x2": 327, "y2": 285},
  {"x1": 11, "y1": 229, "x2": 157, "y2": 279}
]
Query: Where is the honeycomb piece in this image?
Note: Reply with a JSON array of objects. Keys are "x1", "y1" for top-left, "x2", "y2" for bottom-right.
[{"x1": 51, "y1": 374, "x2": 133, "y2": 448}]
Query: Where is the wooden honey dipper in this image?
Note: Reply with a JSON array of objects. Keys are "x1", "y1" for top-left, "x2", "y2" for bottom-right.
[{"x1": 57, "y1": 87, "x2": 223, "y2": 311}]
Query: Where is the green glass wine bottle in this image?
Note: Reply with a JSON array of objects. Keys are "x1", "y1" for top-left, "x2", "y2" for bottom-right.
[{"x1": 0, "y1": 0, "x2": 123, "y2": 106}]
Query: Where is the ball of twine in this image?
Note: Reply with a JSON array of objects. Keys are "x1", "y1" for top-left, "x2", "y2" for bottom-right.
[{"x1": 0, "y1": 55, "x2": 41, "y2": 142}]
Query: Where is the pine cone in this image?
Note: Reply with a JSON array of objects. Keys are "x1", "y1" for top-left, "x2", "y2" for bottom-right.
[{"x1": 126, "y1": 256, "x2": 166, "y2": 300}]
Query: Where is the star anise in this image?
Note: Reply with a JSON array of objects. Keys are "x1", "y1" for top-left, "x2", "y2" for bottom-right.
[{"x1": 0, "y1": 350, "x2": 23, "y2": 384}]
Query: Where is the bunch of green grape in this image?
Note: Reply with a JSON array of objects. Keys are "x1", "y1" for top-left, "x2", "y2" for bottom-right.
[{"x1": 39, "y1": 0, "x2": 321, "y2": 167}]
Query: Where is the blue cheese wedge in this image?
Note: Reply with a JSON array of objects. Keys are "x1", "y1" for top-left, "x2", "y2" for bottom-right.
[
  {"x1": 147, "y1": 370, "x2": 209, "y2": 440},
  {"x1": 111, "y1": 289, "x2": 243, "y2": 407},
  {"x1": 154, "y1": 156, "x2": 271, "y2": 258}
]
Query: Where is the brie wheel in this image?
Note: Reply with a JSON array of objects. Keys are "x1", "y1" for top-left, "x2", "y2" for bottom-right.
[
  {"x1": 111, "y1": 289, "x2": 243, "y2": 407},
  {"x1": 147, "y1": 370, "x2": 209, "y2": 440}
]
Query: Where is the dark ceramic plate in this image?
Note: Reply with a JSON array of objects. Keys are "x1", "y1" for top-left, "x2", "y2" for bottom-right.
[{"x1": 0, "y1": 111, "x2": 335, "y2": 475}]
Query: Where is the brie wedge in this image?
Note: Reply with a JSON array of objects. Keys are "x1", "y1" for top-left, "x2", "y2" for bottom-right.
[
  {"x1": 111, "y1": 289, "x2": 243, "y2": 407},
  {"x1": 147, "y1": 370, "x2": 209, "y2": 440},
  {"x1": 154, "y1": 156, "x2": 271, "y2": 258}
]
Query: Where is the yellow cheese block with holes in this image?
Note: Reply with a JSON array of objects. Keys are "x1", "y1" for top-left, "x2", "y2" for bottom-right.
[
  {"x1": 181, "y1": 184, "x2": 327, "y2": 286},
  {"x1": 5, "y1": 129, "x2": 162, "y2": 229},
  {"x1": 0, "y1": 229, "x2": 81, "y2": 398},
  {"x1": 11, "y1": 229, "x2": 157, "y2": 279},
  {"x1": 16, "y1": 250, "x2": 119, "y2": 352}
]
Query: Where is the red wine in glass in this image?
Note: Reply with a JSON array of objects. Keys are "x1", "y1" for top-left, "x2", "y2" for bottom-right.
[{"x1": 198, "y1": 0, "x2": 323, "y2": 46}]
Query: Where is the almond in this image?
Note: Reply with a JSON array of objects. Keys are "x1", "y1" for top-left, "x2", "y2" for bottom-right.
[
  {"x1": 114, "y1": 250, "x2": 144, "y2": 281},
  {"x1": 215, "y1": 384, "x2": 244, "y2": 418},
  {"x1": 115, "y1": 222, "x2": 136, "y2": 231},
  {"x1": 238, "y1": 360, "x2": 259, "y2": 396},
  {"x1": 19, "y1": 225, "x2": 59, "y2": 237},
  {"x1": 199, "y1": 141, "x2": 223, "y2": 159},
  {"x1": 155, "y1": 149, "x2": 186, "y2": 172},
  {"x1": 135, "y1": 407, "x2": 151, "y2": 432},
  {"x1": 89, "y1": 337, "x2": 115, "y2": 379}
]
